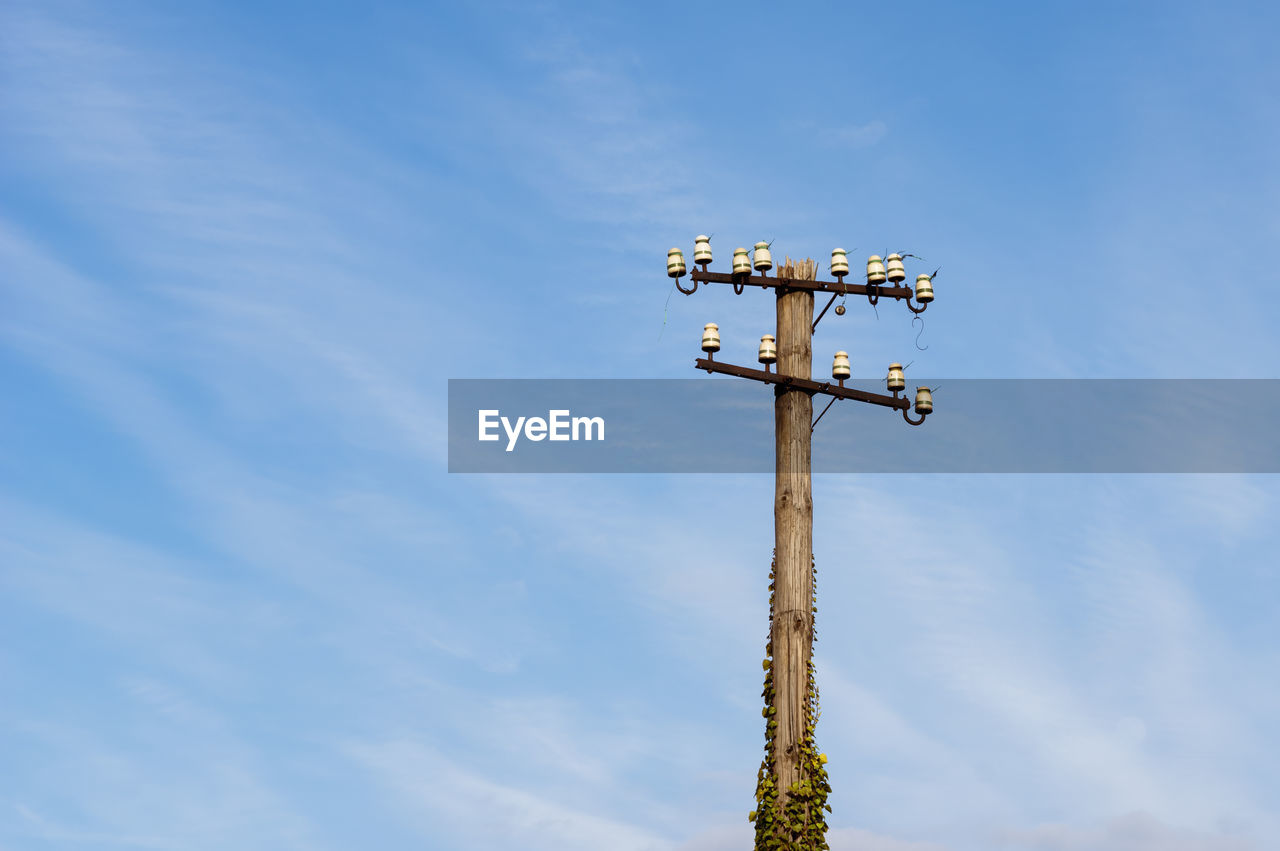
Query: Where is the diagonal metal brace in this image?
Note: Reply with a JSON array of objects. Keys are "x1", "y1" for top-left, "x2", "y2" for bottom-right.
[{"x1": 811, "y1": 395, "x2": 839, "y2": 431}]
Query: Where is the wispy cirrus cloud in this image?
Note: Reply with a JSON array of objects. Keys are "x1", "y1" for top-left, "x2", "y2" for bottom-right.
[
  {"x1": 348, "y1": 739, "x2": 673, "y2": 851},
  {"x1": 996, "y1": 812, "x2": 1257, "y2": 851}
]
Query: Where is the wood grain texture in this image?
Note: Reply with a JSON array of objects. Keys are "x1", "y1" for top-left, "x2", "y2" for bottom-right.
[{"x1": 772, "y1": 258, "x2": 815, "y2": 803}]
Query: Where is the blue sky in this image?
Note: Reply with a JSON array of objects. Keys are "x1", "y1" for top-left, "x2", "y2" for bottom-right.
[{"x1": 2, "y1": 2, "x2": 1278, "y2": 850}]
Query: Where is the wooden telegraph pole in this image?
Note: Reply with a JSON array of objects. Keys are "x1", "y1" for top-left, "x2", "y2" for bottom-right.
[
  {"x1": 772, "y1": 257, "x2": 816, "y2": 803},
  {"x1": 668, "y1": 238, "x2": 937, "y2": 849}
]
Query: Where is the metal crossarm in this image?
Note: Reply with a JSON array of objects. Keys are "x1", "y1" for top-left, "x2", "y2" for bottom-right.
[{"x1": 694, "y1": 358, "x2": 910, "y2": 411}]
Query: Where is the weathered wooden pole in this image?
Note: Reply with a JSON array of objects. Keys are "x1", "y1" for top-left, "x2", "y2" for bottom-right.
[
  {"x1": 772, "y1": 257, "x2": 815, "y2": 805},
  {"x1": 675, "y1": 243, "x2": 929, "y2": 847}
]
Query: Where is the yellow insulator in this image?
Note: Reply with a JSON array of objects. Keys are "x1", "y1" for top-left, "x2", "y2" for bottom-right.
[
  {"x1": 732, "y1": 247, "x2": 752, "y2": 276},
  {"x1": 758, "y1": 334, "x2": 777, "y2": 364},
  {"x1": 914, "y1": 273, "x2": 934, "y2": 303},
  {"x1": 753, "y1": 241, "x2": 773, "y2": 272},
  {"x1": 832, "y1": 351, "x2": 851, "y2": 380},
  {"x1": 830, "y1": 248, "x2": 849, "y2": 277},
  {"x1": 866, "y1": 255, "x2": 887, "y2": 285},
  {"x1": 667, "y1": 247, "x2": 686, "y2": 278},
  {"x1": 886, "y1": 253, "x2": 906, "y2": 283},
  {"x1": 915, "y1": 386, "x2": 933, "y2": 414},
  {"x1": 887, "y1": 363, "x2": 905, "y2": 392},
  {"x1": 701, "y1": 323, "x2": 721, "y2": 353},
  {"x1": 694, "y1": 235, "x2": 712, "y2": 266}
]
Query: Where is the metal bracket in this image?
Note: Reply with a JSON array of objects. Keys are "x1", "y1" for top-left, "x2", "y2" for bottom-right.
[{"x1": 812, "y1": 396, "x2": 839, "y2": 431}]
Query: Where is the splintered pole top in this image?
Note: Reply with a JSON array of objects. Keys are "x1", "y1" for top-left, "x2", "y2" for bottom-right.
[{"x1": 776, "y1": 256, "x2": 817, "y2": 281}]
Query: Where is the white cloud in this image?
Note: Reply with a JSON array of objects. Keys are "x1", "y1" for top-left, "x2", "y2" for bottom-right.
[
  {"x1": 829, "y1": 121, "x2": 889, "y2": 148},
  {"x1": 348, "y1": 739, "x2": 673, "y2": 851},
  {"x1": 829, "y1": 827, "x2": 950, "y2": 850},
  {"x1": 675, "y1": 823, "x2": 948, "y2": 851},
  {"x1": 996, "y1": 812, "x2": 1257, "y2": 851}
]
